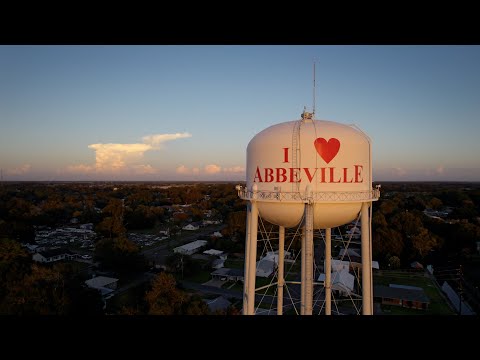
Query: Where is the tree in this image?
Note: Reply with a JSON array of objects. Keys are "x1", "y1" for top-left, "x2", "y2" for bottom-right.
[
  {"x1": 94, "y1": 237, "x2": 144, "y2": 273},
  {"x1": 0, "y1": 264, "x2": 69, "y2": 315},
  {"x1": 181, "y1": 294, "x2": 209, "y2": 315},
  {"x1": 96, "y1": 199, "x2": 126, "y2": 240},
  {"x1": 428, "y1": 197, "x2": 443, "y2": 210},
  {"x1": 0, "y1": 238, "x2": 32, "y2": 302},
  {"x1": 411, "y1": 228, "x2": 437, "y2": 258},
  {"x1": 224, "y1": 211, "x2": 247, "y2": 241},
  {"x1": 145, "y1": 273, "x2": 186, "y2": 315},
  {"x1": 388, "y1": 255, "x2": 401, "y2": 269},
  {"x1": 165, "y1": 253, "x2": 200, "y2": 278}
]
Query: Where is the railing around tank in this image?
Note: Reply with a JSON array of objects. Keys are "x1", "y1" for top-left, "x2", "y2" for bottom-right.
[{"x1": 236, "y1": 186, "x2": 380, "y2": 203}]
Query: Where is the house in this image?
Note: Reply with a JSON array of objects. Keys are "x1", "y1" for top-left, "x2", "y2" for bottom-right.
[
  {"x1": 262, "y1": 250, "x2": 293, "y2": 263},
  {"x1": 211, "y1": 268, "x2": 244, "y2": 282},
  {"x1": 339, "y1": 248, "x2": 361, "y2": 258},
  {"x1": 203, "y1": 249, "x2": 224, "y2": 256},
  {"x1": 410, "y1": 261, "x2": 424, "y2": 269},
  {"x1": 158, "y1": 229, "x2": 169, "y2": 236},
  {"x1": 205, "y1": 296, "x2": 231, "y2": 313},
  {"x1": 203, "y1": 220, "x2": 222, "y2": 226},
  {"x1": 374, "y1": 284, "x2": 430, "y2": 310},
  {"x1": 85, "y1": 276, "x2": 119, "y2": 299},
  {"x1": 330, "y1": 259, "x2": 350, "y2": 272},
  {"x1": 211, "y1": 259, "x2": 225, "y2": 269},
  {"x1": 173, "y1": 240, "x2": 207, "y2": 255},
  {"x1": 85, "y1": 276, "x2": 119, "y2": 290},
  {"x1": 32, "y1": 248, "x2": 76, "y2": 263},
  {"x1": 182, "y1": 223, "x2": 200, "y2": 231},
  {"x1": 318, "y1": 269, "x2": 355, "y2": 296},
  {"x1": 256, "y1": 258, "x2": 275, "y2": 278},
  {"x1": 23, "y1": 243, "x2": 39, "y2": 253},
  {"x1": 80, "y1": 223, "x2": 94, "y2": 231},
  {"x1": 335, "y1": 257, "x2": 379, "y2": 271}
]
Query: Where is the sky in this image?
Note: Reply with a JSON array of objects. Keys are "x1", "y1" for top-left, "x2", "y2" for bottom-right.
[{"x1": 1, "y1": 45, "x2": 479, "y2": 182}]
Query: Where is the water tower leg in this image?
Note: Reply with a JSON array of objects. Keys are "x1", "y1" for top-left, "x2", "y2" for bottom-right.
[
  {"x1": 243, "y1": 203, "x2": 251, "y2": 315},
  {"x1": 325, "y1": 227, "x2": 332, "y2": 315},
  {"x1": 361, "y1": 202, "x2": 372, "y2": 315},
  {"x1": 277, "y1": 226, "x2": 285, "y2": 315},
  {"x1": 247, "y1": 200, "x2": 258, "y2": 315},
  {"x1": 301, "y1": 227, "x2": 306, "y2": 315},
  {"x1": 304, "y1": 203, "x2": 314, "y2": 315}
]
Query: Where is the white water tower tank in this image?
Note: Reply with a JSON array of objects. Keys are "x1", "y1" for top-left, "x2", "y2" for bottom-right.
[{"x1": 246, "y1": 117, "x2": 371, "y2": 229}]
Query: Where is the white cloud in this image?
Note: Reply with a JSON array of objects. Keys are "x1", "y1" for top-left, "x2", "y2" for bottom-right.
[
  {"x1": 88, "y1": 143, "x2": 152, "y2": 171},
  {"x1": 205, "y1": 164, "x2": 222, "y2": 174},
  {"x1": 223, "y1": 166, "x2": 245, "y2": 173},
  {"x1": 142, "y1": 132, "x2": 192, "y2": 147},
  {"x1": 176, "y1": 165, "x2": 191, "y2": 174},
  {"x1": 7, "y1": 164, "x2": 31, "y2": 175},
  {"x1": 64, "y1": 132, "x2": 192, "y2": 175}
]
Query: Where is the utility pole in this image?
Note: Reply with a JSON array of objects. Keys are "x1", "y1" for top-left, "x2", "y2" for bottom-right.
[
  {"x1": 181, "y1": 255, "x2": 184, "y2": 280},
  {"x1": 458, "y1": 265, "x2": 463, "y2": 315}
]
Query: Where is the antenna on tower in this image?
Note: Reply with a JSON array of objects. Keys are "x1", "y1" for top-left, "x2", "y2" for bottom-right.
[{"x1": 313, "y1": 60, "x2": 316, "y2": 119}]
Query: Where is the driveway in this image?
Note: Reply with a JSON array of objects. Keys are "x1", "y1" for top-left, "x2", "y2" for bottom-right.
[{"x1": 202, "y1": 279, "x2": 225, "y2": 288}]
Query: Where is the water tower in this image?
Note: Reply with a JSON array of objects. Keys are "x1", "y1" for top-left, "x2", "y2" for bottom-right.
[{"x1": 237, "y1": 110, "x2": 380, "y2": 315}]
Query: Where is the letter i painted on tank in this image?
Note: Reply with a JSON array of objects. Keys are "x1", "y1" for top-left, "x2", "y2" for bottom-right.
[{"x1": 283, "y1": 148, "x2": 289, "y2": 163}]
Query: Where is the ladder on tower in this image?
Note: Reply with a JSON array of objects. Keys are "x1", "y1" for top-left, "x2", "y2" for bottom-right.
[
  {"x1": 292, "y1": 109, "x2": 313, "y2": 193},
  {"x1": 292, "y1": 118, "x2": 302, "y2": 193}
]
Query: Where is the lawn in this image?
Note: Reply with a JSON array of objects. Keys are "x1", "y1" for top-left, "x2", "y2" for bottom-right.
[
  {"x1": 181, "y1": 270, "x2": 212, "y2": 283},
  {"x1": 224, "y1": 259, "x2": 244, "y2": 269}
]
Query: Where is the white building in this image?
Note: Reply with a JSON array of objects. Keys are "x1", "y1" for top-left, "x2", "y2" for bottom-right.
[
  {"x1": 318, "y1": 269, "x2": 355, "y2": 296},
  {"x1": 173, "y1": 240, "x2": 208, "y2": 256},
  {"x1": 182, "y1": 224, "x2": 200, "y2": 231},
  {"x1": 32, "y1": 248, "x2": 76, "y2": 263}
]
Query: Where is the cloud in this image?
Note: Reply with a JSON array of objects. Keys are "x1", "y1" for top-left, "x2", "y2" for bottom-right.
[
  {"x1": 175, "y1": 164, "x2": 243, "y2": 177},
  {"x1": 133, "y1": 164, "x2": 157, "y2": 174},
  {"x1": 176, "y1": 165, "x2": 191, "y2": 174},
  {"x1": 65, "y1": 164, "x2": 95, "y2": 173},
  {"x1": 204, "y1": 164, "x2": 222, "y2": 174},
  {"x1": 88, "y1": 143, "x2": 152, "y2": 171},
  {"x1": 64, "y1": 132, "x2": 192, "y2": 176},
  {"x1": 6, "y1": 164, "x2": 31, "y2": 175},
  {"x1": 142, "y1": 132, "x2": 192, "y2": 147},
  {"x1": 391, "y1": 167, "x2": 407, "y2": 177},
  {"x1": 435, "y1": 165, "x2": 444, "y2": 174},
  {"x1": 223, "y1": 166, "x2": 245, "y2": 173}
]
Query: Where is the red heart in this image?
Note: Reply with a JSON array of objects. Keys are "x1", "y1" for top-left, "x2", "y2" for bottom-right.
[{"x1": 314, "y1": 138, "x2": 340, "y2": 164}]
